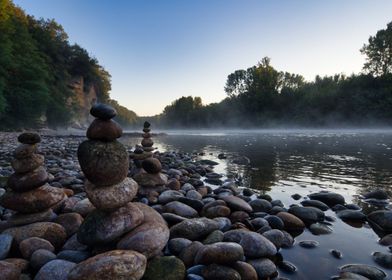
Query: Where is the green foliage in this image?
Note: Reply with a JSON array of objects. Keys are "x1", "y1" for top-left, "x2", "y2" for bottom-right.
[
  {"x1": 361, "y1": 21, "x2": 392, "y2": 76},
  {"x1": 0, "y1": 0, "x2": 134, "y2": 129},
  {"x1": 107, "y1": 99, "x2": 138, "y2": 127}
]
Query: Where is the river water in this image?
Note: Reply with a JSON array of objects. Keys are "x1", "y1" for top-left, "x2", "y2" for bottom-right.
[{"x1": 122, "y1": 130, "x2": 392, "y2": 279}]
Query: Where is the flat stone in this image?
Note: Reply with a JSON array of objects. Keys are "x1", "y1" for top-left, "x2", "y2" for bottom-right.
[
  {"x1": 143, "y1": 256, "x2": 186, "y2": 280},
  {"x1": 221, "y1": 195, "x2": 253, "y2": 212},
  {"x1": 17, "y1": 132, "x2": 41, "y2": 144},
  {"x1": 134, "y1": 172, "x2": 168, "y2": 188},
  {"x1": 301, "y1": 199, "x2": 329, "y2": 211},
  {"x1": 11, "y1": 154, "x2": 44, "y2": 174},
  {"x1": 77, "y1": 140, "x2": 129, "y2": 186},
  {"x1": 0, "y1": 184, "x2": 65, "y2": 213},
  {"x1": 194, "y1": 242, "x2": 244, "y2": 265},
  {"x1": 223, "y1": 229, "x2": 277, "y2": 258},
  {"x1": 19, "y1": 237, "x2": 55, "y2": 259},
  {"x1": 68, "y1": 250, "x2": 146, "y2": 280},
  {"x1": 309, "y1": 223, "x2": 333, "y2": 235},
  {"x1": 337, "y1": 209, "x2": 366, "y2": 221},
  {"x1": 340, "y1": 264, "x2": 387, "y2": 280},
  {"x1": 3, "y1": 222, "x2": 67, "y2": 249},
  {"x1": 7, "y1": 166, "x2": 48, "y2": 192},
  {"x1": 164, "y1": 201, "x2": 199, "y2": 218},
  {"x1": 277, "y1": 212, "x2": 306, "y2": 231},
  {"x1": 86, "y1": 119, "x2": 122, "y2": 141},
  {"x1": 90, "y1": 103, "x2": 117, "y2": 120},
  {"x1": 35, "y1": 259, "x2": 76, "y2": 280},
  {"x1": 2, "y1": 258, "x2": 29, "y2": 272},
  {"x1": 308, "y1": 192, "x2": 345, "y2": 207},
  {"x1": 85, "y1": 177, "x2": 138, "y2": 210},
  {"x1": 5, "y1": 209, "x2": 55, "y2": 228},
  {"x1": 117, "y1": 203, "x2": 170, "y2": 259},
  {"x1": 77, "y1": 203, "x2": 144, "y2": 246},
  {"x1": 170, "y1": 218, "x2": 219, "y2": 241},
  {"x1": 299, "y1": 240, "x2": 319, "y2": 248}
]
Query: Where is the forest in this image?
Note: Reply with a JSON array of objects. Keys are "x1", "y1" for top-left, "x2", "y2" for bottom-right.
[
  {"x1": 0, "y1": 0, "x2": 137, "y2": 129},
  {"x1": 1, "y1": 0, "x2": 391, "y2": 129},
  {"x1": 158, "y1": 22, "x2": 392, "y2": 128}
]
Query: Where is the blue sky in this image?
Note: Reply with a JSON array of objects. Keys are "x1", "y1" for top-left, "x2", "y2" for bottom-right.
[{"x1": 14, "y1": 0, "x2": 392, "y2": 116}]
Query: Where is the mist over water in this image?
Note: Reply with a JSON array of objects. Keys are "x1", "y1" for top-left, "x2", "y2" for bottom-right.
[{"x1": 122, "y1": 129, "x2": 392, "y2": 279}]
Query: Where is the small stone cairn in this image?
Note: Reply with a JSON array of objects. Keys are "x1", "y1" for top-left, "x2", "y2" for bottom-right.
[
  {"x1": 0, "y1": 133, "x2": 65, "y2": 222},
  {"x1": 131, "y1": 122, "x2": 168, "y2": 202},
  {"x1": 68, "y1": 104, "x2": 169, "y2": 279}
]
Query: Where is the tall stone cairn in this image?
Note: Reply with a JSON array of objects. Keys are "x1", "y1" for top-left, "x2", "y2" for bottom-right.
[
  {"x1": 131, "y1": 121, "x2": 154, "y2": 161},
  {"x1": 76, "y1": 103, "x2": 140, "y2": 244},
  {"x1": 70, "y1": 104, "x2": 169, "y2": 279},
  {"x1": 0, "y1": 133, "x2": 65, "y2": 217}
]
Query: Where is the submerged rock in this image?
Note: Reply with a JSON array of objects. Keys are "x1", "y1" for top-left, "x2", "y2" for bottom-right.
[{"x1": 340, "y1": 264, "x2": 387, "y2": 280}]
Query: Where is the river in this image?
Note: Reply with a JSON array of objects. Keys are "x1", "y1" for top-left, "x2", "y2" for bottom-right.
[{"x1": 122, "y1": 129, "x2": 392, "y2": 279}]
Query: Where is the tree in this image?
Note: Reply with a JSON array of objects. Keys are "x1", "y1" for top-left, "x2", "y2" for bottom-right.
[{"x1": 361, "y1": 21, "x2": 392, "y2": 76}]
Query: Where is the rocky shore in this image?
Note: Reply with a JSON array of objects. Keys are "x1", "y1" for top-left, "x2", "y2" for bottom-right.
[{"x1": 0, "y1": 105, "x2": 392, "y2": 280}]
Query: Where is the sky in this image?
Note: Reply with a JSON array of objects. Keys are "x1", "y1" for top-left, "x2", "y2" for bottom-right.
[{"x1": 13, "y1": 0, "x2": 392, "y2": 116}]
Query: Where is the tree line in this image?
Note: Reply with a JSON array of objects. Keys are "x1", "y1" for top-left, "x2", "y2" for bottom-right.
[
  {"x1": 158, "y1": 22, "x2": 392, "y2": 128},
  {"x1": 0, "y1": 0, "x2": 137, "y2": 129}
]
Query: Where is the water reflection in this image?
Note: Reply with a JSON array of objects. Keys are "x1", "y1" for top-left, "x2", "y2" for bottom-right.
[{"x1": 121, "y1": 131, "x2": 392, "y2": 280}]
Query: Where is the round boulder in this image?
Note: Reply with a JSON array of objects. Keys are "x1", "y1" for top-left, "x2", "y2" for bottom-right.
[
  {"x1": 86, "y1": 119, "x2": 122, "y2": 141},
  {"x1": 77, "y1": 140, "x2": 129, "y2": 186},
  {"x1": 85, "y1": 178, "x2": 138, "y2": 210},
  {"x1": 68, "y1": 250, "x2": 146, "y2": 280}
]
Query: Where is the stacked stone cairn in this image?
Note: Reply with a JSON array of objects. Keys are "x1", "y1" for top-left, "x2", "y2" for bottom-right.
[
  {"x1": 131, "y1": 122, "x2": 168, "y2": 203},
  {"x1": 67, "y1": 104, "x2": 170, "y2": 280},
  {"x1": 0, "y1": 132, "x2": 65, "y2": 225}
]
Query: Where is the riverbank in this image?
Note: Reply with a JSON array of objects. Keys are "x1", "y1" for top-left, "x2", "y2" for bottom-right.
[{"x1": 0, "y1": 132, "x2": 391, "y2": 279}]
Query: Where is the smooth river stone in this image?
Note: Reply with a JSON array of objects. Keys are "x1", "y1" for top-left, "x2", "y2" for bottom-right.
[
  {"x1": 194, "y1": 242, "x2": 244, "y2": 265},
  {"x1": 77, "y1": 140, "x2": 129, "y2": 187},
  {"x1": 0, "y1": 184, "x2": 65, "y2": 213},
  {"x1": 340, "y1": 264, "x2": 387, "y2": 280},
  {"x1": 141, "y1": 138, "x2": 154, "y2": 147},
  {"x1": 11, "y1": 154, "x2": 44, "y2": 174},
  {"x1": 4, "y1": 209, "x2": 54, "y2": 227},
  {"x1": 367, "y1": 210, "x2": 392, "y2": 232},
  {"x1": 142, "y1": 256, "x2": 186, "y2": 280},
  {"x1": 247, "y1": 258, "x2": 277, "y2": 279},
  {"x1": 85, "y1": 178, "x2": 138, "y2": 210},
  {"x1": 34, "y1": 259, "x2": 76, "y2": 280},
  {"x1": 90, "y1": 103, "x2": 117, "y2": 120},
  {"x1": 77, "y1": 203, "x2": 144, "y2": 246},
  {"x1": 117, "y1": 203, "x2": 170, "y2": 259},
  {"x1": 164, "y1": 201, "x2": 199, "y2": 218},
  {"x1": 17, "y1": 132, "x2": 41, "y2": 144},
  {"x1": 0, "y1": 261, "x2": 21, "y2": 280},
  {"x1": 202, "y1": 264, "x2": 241, "y2": 280},
  {"x1": 170, "y1": 218, "x2": 220, "y2": 241},
  {"x1": 142, "y1": 158, "x2": 162, "y2": 174},
  {"x1": 86, "y1": 119, "x2": 122, "y2": 141},
  {"x1": 276, "y1": 212, "x2": 306, "y2": 231},
  {"x1": 68, "y1": 250, "x2": 146, "y2": 280},
  {"x1": 13, "y1": 144, "x2": 37, "y2": 159},
  {"x1": 223, "y1": 229, "x2": 277, "y2": 258},
  {"x1": 308, "y1": 192, "x2": 345, "y2": 207},
  {"x1": 134, "y1": 172, "x2": 168, "y2": 188},
  {"x1": 19, "y1": 237, "x2": 55, "y2": 259},
  {"x1": 3, "y1": 222, "x2": 67, "y2": 249},
  {"x1": 7, "y1": 166, "x2": 48, "y2": 192},
  {"x1": 221, "y1": 195, "x2": 253, "y2": 213}
]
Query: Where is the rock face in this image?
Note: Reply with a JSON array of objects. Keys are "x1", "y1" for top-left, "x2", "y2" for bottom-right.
[{"x1": 68, "y1": 250, "x2": 146, "y2": 280}]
